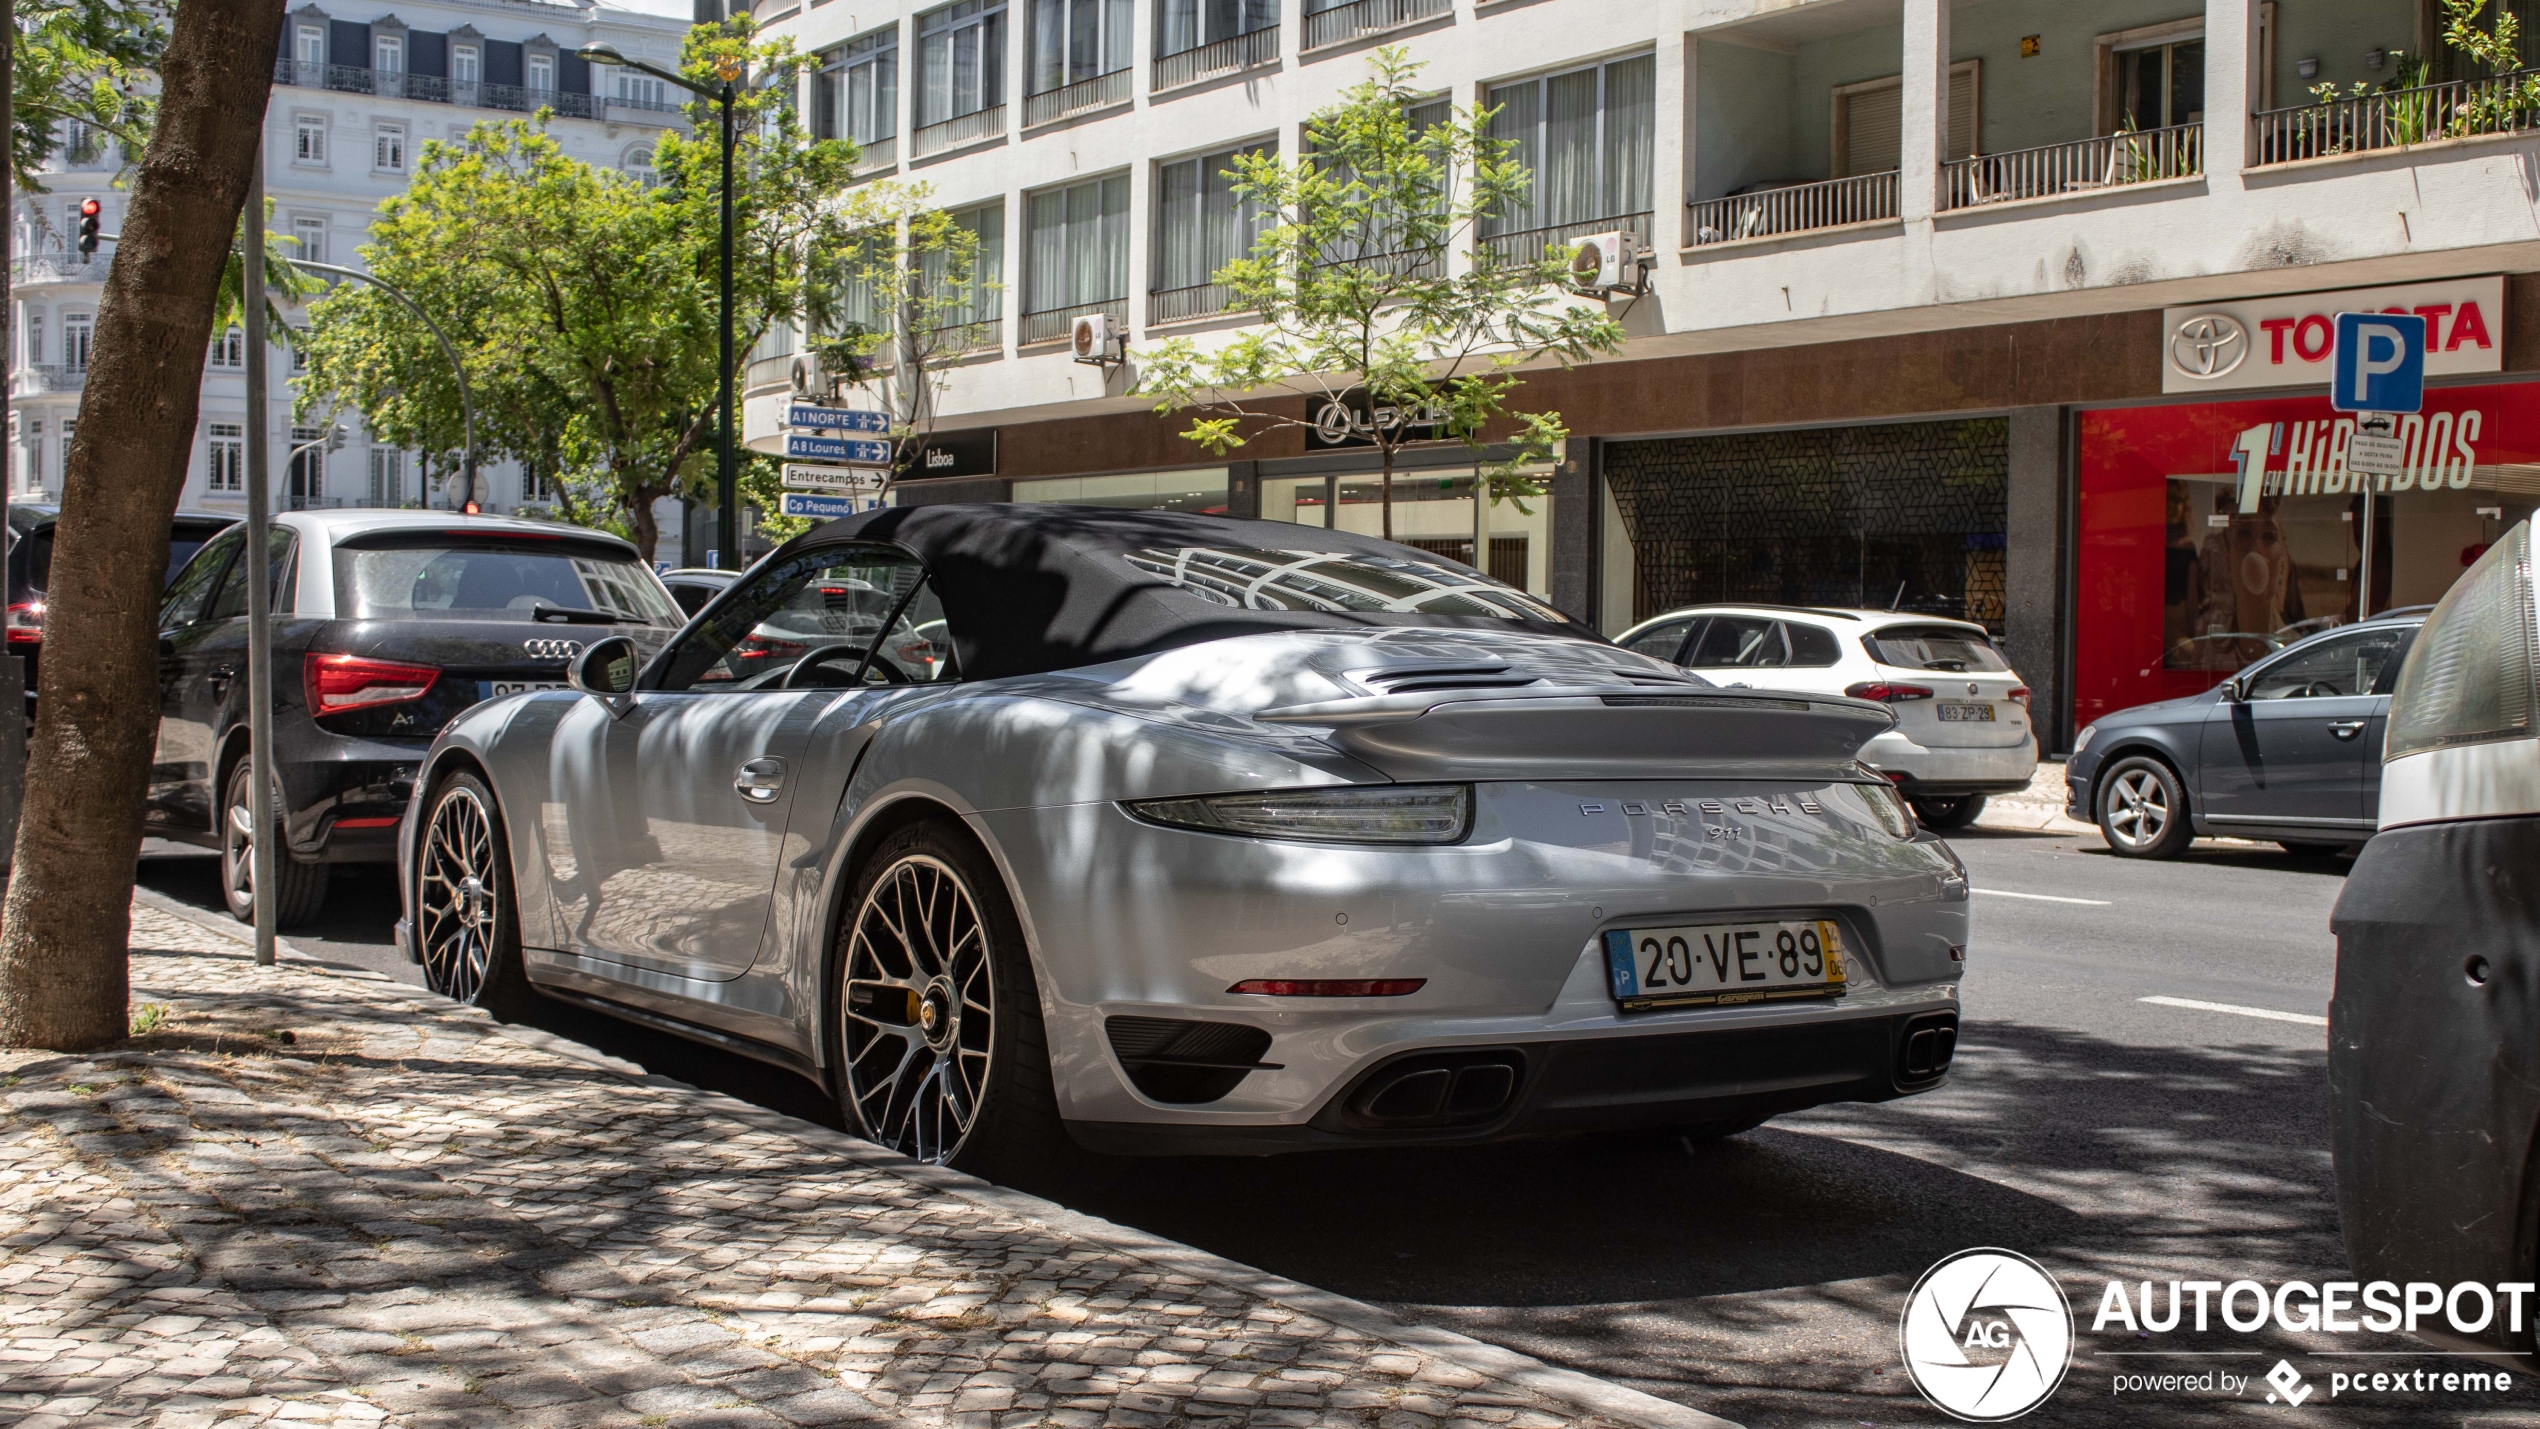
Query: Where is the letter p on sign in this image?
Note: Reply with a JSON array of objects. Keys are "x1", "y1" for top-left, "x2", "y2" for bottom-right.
[{"x1": 2332, "y1": 311, "x2": 2427, "y2": 414}]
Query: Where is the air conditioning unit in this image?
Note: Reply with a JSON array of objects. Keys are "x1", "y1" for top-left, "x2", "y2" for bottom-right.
[
  {"x1": 1567, "y1": 231, "x2": 1646, "y2": 296},
  {"x1": 1072, "y1": 312, "x2": 1124, "y2": 367},
  {"x1": 790, "y1": 351, "x2": 829, "y2": 396}
]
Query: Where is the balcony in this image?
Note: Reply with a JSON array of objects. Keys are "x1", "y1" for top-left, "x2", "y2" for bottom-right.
[
  {"x1": 2255, "y1": 69, "x2": 2540, "y2": 164},
  {"x1": 15, "y1": 364, "x2": 86, "y2": 394},
  {"x1": 1021, "y1": 296, "x2": 1124, "y2": 346},
  {"x1": 1149, "y1": 281, "x2": 1245, "y2": 326},
  {"x1": 852, "y1": 134, "x2": 898, "y2": 173},
  {"x1": 913, "y1": 104, "x2": 1006, "y2": 158},
  {"x1": 1154, "y1": 26, "x2": 1279, "y2": 93},
  {"x1": 1301, "y1": 0, "x2": 1448, "y2": 54},
  {"x1": 1689, "y1": 174, "x2": 1895, "y2": 245},
  {"x1": 1482, "y1": 212, "x2": 1652, "y2": 266},
  {"x1": 270, "y1": 59, "x2": 682, "y2": 124},
  {"x1": 1943, "y1": 124, "x2": 2202, "y2": 209},
  {"x1": 929, "y1": 317, "x2": 1003, "y2": 355},
  {"x1": 10, "y1": 254, "x2": 102, "y2": 283},
  {"x1": 1023, "y1": 68, "x2": 1132, "y2": 129}
]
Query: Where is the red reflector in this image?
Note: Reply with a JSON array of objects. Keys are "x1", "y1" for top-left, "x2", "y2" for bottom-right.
[
  {"x1": 333, "y1": 815, "x2": 400, "y2": 829},
  {"x1": 5, "y1": 601, "x2": 42, "y2": 645},
  {"x1": 1845, "y1": 681, "x2": 1935, "y2": 702},
  {"x1": 304, "y1": 651, "x2": 440, "y2": 715},
  {"x1": 1227, "y1": 979, "x2": 1426, "y2": 997}
]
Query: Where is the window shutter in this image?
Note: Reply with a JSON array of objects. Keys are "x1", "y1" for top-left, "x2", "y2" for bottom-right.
[
  {"x1": 1842, "y1": 83, "x2": 1902, "y2": 176},
  {"x1": 1949, "y1": 62, "x2": 1979, "y2": 158}
]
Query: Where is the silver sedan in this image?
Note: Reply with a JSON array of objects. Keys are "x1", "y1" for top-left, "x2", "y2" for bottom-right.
[{"x1": 396, "y1": 505, "x2": 1969, "y2": 1177}]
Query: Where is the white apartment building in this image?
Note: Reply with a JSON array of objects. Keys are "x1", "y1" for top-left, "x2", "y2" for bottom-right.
[
  {"x1": 10, "y1": 0, "x2": 693, "y2": 547},
  {"x1": 744, "y1": 0, "x2": 2540, "y2": 748}
]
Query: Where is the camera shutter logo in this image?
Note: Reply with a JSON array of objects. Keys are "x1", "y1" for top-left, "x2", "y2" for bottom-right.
[
  {"x1": 1900, "y1": 1248, "x2": 2073, "y2": 1421},
  {"x1": 2171, "y1": 314, "x2": 2250, "y2": 380},
  {"x1": 523, "y1": 638, "x2": 585, "y2": 661}
]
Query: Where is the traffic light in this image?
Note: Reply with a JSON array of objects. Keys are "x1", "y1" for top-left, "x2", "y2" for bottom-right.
[{"x1": 75, "y1": 198, "x2": 101, "y2": 256}]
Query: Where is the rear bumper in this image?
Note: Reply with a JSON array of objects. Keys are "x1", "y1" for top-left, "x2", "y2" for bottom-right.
[
  {"x1": 2331, "y1": 816, "x2": 2540, "y2": 1362},
  {"x1": 1859, "y1": 730, "x2": 2037, "y2": 795},
  {"x1": 1067, "y1": 1005, "x2": 1960, "y2": 1156},
  {"x1": 279, "y1": 755, "x2": 422, "y2": 862}
]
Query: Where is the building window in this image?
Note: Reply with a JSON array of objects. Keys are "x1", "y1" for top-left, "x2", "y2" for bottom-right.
[
  {"x1": 921, "y1": 199, "x2": 1003, "y2": 342},
  {"x1": 289, "y1": 328, "x2": 309, "y2": 373},
  {"x1": 819, "y1": 27, "x2": 898, "y2": 145},
  {"x1": 453, "y1": 44, "x2": 480, "y2": 84},
  {"x1": 918, "y1": 0, "x2": 1005, "y2": 128},
  {"x1": 523, "y1": 465, "x2": 558, "y2": 503},
  {"x1": 375, "y1": 123, "x2": 406, "y2": 172},
  {"x1": 1029, "y1": 0, "x2": 1130, "y2": 95},
  {"x1": 25, "y1": 310, "x2": 41, "y2": 366},
  {"x1": 527, "y1": 53, "x2": 554, "y2": 93},
  {"x1": 1831, "y1": 64, "x2": 1979, "y2": 177},
  {"x1": 2118, "y1": 35, "x2": 2204, "y2": 131},
  {"x1": 207, "y1": 423, "x2": 244, "y2": 492},
  {"x1": 1154, "y1": 143, "x2": 1271, "y2": 314},
  {"x1": 1156, "y1": 0, "x2": 1275, "y2": 57},
  {"x1": 622, "y1": 141, "x2": 658, "y2": 186},
  {"x1": 209, "y1": 327, "x2": 244, "y2": 368},
  {"x1": 614, "y1": 71, "x2": 671, "y2": 109},
  {"x1": 374, "y1": 34, "x2": 404, "y2": 74},
  {"x1": 295, "y1": 24, "x2": 325, "y2": 68},
  {"x1": 1484, "y1": 53, "x2": 1656, "y2": 242},
  {"x1": 61, "y1": 314, "x2": 92, "y2": 373},
  {"x1": 294, "y1": 114, "x2": 327, "y2": 165},
  {"x1": 368, "y1": 448, "x2": 406, "y2": 505},
  {"x1": 59, "y1": 419, "x2": 75, "y2": 486},
  {"x1": 292, "y1": 216, "x2": 326, "y2": 266},
  {"x1": 1024, "y1": 174, "x2": 1127, "y2": 328},
  {"x1": 289, "y1": 425, "x2": 325, "y2": 503}
]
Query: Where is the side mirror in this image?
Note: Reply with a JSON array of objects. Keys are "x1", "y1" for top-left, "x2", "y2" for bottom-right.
[
  {"x1": 2220, "y1": 676, "x2": 2246, "y2": 703},
  {"x1": 567, "y1": 635, "x2": 639, "y2": 705}
]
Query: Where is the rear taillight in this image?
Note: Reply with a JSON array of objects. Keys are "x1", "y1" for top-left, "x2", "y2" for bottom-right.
[
  {"x1": 2007, "y1": 686, "x2": 2031, "y2": 707},
  {"x1": 733, "y1": 634, "x2": 806, "y2": 661},
  {"x1": 6, "y1": 601, "x2": 42, "y2": 646},
  {"x1": 305, "y1": 652, "x2": 439, "y2": 715},
  {"x1": 1845, "y1": 681, "x2": 1934, "y2": 702}
]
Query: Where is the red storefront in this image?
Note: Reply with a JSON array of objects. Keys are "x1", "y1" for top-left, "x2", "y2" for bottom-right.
[{"x1": 2075, "y1": 378, "x2": 2540, "y2": 727}]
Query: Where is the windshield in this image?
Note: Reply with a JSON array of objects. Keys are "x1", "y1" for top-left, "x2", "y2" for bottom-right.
[
  {"x1": 1124, "y1": 546, "x2": 1566, "y2": 623},
  {"x1": 1864, "y1": 624, "x2": 2012, "y2": 673},
  {"x1": 334, "y1": 537, "x2": 682, "y2": 625}
]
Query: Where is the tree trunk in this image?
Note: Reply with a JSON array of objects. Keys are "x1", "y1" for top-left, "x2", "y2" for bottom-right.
[
  {"x1": 1379, "y1": 444, "x2": 1395, "y2": 541},
  {"x1": 0, "y1": 0, "x2": 284, "y2": 1050},
  {"x1": 629, "y1": 492, "x2": 659, "y2": 563}
]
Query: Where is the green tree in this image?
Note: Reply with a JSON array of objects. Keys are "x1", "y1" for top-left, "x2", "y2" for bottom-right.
[
  {"x1": 297, "y1": 18, "x2": 862, "y2": 558},
  {"x1": 1136, "y1": 47, "x2": 1625, "y2": 540},
  {"x1": 10, "y1": 0, "x2": 161, "y2": 194}
]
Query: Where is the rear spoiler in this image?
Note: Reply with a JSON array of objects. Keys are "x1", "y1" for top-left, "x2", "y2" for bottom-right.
[{"x1": 1256, "y1": 686, "x2": 1896, "y2": 782}]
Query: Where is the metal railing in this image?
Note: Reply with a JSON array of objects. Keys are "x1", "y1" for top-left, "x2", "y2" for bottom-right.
[
  {"x1": 2256, "y1": 69, "x2": 2540, "y2": 162},
  {"x1": 1020, "y1": 296, "x2": 1124, "y2": 346},
  {"x1": 270, "y1": 58, "x2": 679, "y2": 123},
  {"x1": 1688, "y1": 172, "x2": 1896, "y2": 245},
  {"x1": 1154, "y1": 25, "x2": 1280, "y2": 91},
  {"x1": 851, "y1": 134, "x2": 898, "y2": 172},
  {"x1": 16, "y1": 364, "x2": 85, "y2": 393},
  {"x1": 1480, "y1": 211, "x2": 1651, "y2": 265},
  {"x1": 10, "y1": 254, "x2": 100, "y2": 282},
  {"x1": 928, "y1": 316, "x2": 1004, "y2": 354},
  {"x1": 1942, "y1": 123, "x2": 2202, "y2": 208},
  {"x1": 1149, "y1": 281, "x2": 1249, "y2": 325},
  {"x1": 1310, "y1": 243, "x2": 1445, "y2": 281},
  {"x1": 913, "y1": 103, "x2": 1006, "y2": 156},
  {"x1": 1301, "y1": 0, "x2": 1449, "y2": 52},
  {"x1": 1024, "y1": 68, "x2": 1132, "y2": 127}
]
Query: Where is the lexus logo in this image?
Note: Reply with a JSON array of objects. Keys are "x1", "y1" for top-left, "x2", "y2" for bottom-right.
[
  {"x1": 523, "y1": 638, "x2": 584, "y2": 661},
  {"x1": 2169, "y1": 314, "x2": 2249, "y2": 380}
]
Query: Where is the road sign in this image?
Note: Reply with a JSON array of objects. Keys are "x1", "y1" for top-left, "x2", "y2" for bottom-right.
[
  {"x1": 2332, "y1": 311, "x2": 2427, "y2": 414},
  {"x1": 784, "y1": 404, "x2": 890, "y2": 434},
  {"x1": 783, "y1": 432, "x2": 892, "y2": 464},
  {"x1": 2348, "y1": 411, "x2": 2407, "y2": 476},
  {"x1": 780, "y1": 491, "x2": 876, "y2": 520},
  {"x1": 782, "y1": 463, "x2": 883, "y2": 492}
]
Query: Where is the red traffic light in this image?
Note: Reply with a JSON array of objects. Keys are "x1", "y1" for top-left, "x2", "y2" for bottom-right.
[
  {"x1": 78, "y1": 198, "x2": 99, "y2": 218},
  {"x1": 461, "y1": 501, "x2": 481, "y2": 515},
  {"x1": 75, "y1": 198, "x2": 101, "y2": 256}
]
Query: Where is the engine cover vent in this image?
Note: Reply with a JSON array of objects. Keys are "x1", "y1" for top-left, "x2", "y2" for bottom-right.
[{"x1": 1104, "y1": 1016, "x2": 1277, "y2": 1105}]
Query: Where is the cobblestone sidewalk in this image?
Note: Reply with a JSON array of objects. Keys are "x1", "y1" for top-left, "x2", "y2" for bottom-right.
[{"x1": 1, "y1": 902, "x2": 1711, "y2": 1429}]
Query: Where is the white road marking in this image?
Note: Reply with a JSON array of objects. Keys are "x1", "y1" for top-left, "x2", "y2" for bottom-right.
[
  {"x1": 2139, "y1": 995, "x2": 2329, "y2": 1027},
  {"x1": 1973, "y1": 888, "x2": 2113, "y2": 906}
]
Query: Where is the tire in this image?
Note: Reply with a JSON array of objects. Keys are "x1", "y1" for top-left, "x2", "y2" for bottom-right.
[
  {"x1": 412, "y1": 771, "x2": 537, "y2": 1020},
  {"x1": 1909, "y1": 795, "x2": 1987, "y2": 832},
  {"x1": 2097, "y1": 756, "x2": 2194, "y2": 859},
  {"x1": 831, "y1": 821, "x2": 1064, "y2": 1180},
  {"x1": 220, "y1": 758, "x2": 329, "y2": 927}
]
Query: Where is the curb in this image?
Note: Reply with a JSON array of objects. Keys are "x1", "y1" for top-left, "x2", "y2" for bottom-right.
[{"x1": 128, "y1": 885, "x2": 1746, "y2": 1429}]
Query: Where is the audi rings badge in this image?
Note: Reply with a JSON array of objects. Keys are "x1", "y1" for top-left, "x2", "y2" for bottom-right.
[
  {"x1": 2169, "y1": 314, "x2": 2250, "y2": 381},
  {"x1": 523, "y1": 638, "x2": 586, "y2": 661}
]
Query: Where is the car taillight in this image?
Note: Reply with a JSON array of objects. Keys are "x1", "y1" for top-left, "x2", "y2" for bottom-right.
[
  {"x1": 733, "y1": 634, "x2": 806, "y2": 661},
  {"x1": 6, "y1": 601, "x2": 42, "y2": 646},
  {"x1": 2007, "y1": 686, "x2": 2031, "y2": 707},
  {"x1": 1228, "y1": 979, "x2": 1427, "y2": 997},
  {"x1": 305, "y1": 652, "x2": 439, "y2": 715},
  {"x1": 1845, "y1": 681, "x2": 1934, "y2": 702}
]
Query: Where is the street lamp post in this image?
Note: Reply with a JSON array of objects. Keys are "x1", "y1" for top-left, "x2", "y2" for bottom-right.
[{"x1": 580, "y1": 42, "x2": 739, "y2": 570}]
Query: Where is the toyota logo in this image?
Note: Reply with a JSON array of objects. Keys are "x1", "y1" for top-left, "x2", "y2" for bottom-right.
[
  {"x1": 523, "y1": 638, "x2": 585, "y2": 661},
  {"x1": 2169, "y1": 314, "x2": 2249, "y2": 380}
]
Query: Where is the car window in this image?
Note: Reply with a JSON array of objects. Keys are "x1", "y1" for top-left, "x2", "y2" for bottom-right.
[
  {"x1": 654, "y1": 544, "x2": 936, "y2": 691},
  {"x1": 207, "y1": 531, "x2": 297, "y2": 621},
  {"x1": 160, "y1": 528, "x2": 242, "y2": 630},
  {"x1": 1785, "y1": 621, "x2": 1841, "y2": 667},
  {"x1": 333, "y1": 534, "x2": 682, "y2": 626},
  {"x1": 859, "y1": 580, "x2": 959, "y2": 686},
  {"x1": 1864, "y1": 623, "x2": 2011, "y2": 673},
  {"x1": 1621, "y1": 617, "x2": 1695, "y2": 662},
  {"x1": 2244, "y1": 627, "x2": 2411, "y2": 700},
  {"x1": 2369, "y1": 628, "x2": 2418, "y2": 695},
  {"x1": 1122, "y1": 545, "x2": 1567, "y2": 623},
  {"x1": 666, "y1": 579, "x2": 722, "y2": 618},
  {"x1": 1686, "y1": 615, "x2": 1788, "y2": 668}
]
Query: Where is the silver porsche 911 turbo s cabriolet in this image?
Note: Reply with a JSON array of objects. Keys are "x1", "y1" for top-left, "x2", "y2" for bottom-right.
[{"x1": 395, "y1": 505, "x2": 1968, "y2": 1177}]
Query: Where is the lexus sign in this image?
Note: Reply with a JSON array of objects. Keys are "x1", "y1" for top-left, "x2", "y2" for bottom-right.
[{"x1": 2160, "y1": 277, "x2": 2501, "y2": 394}]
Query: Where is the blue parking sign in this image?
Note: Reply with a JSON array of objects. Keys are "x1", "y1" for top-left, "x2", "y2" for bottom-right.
[{"x1": 2331, "y1": 311, "x2": 2427, "y2": 414}]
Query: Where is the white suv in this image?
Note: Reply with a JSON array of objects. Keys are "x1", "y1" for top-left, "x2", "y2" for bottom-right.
[{"x1": 1613, "y1": 604, "x2": 2039, "y2": 829}]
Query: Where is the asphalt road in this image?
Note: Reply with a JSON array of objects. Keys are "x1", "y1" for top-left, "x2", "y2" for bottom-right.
[{"x1": 133, "y1": 826, "x2": 2519, "y2": 1428}]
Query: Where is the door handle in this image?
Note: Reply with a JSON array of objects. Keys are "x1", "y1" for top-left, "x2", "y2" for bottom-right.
[
  {"x1": 734, "y1": 756, "x2": 788, "y2": 803},
  {"x1": 209, "y1": 664, "x2": 237, "y2": 694},
  {"x1": 2327, "y1": 719, "x2": 2369, "y2": 740}
]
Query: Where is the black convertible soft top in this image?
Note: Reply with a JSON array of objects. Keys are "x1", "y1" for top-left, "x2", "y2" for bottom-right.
[{"x1": 790, "y1": 503, "x2": 1594, "y2": 683}]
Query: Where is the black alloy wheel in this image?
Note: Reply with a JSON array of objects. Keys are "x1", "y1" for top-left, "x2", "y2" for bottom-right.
[
  {"x1": 2097, "y1": 756, "x2": 2194, "y2": 859},
  {"x1": 220, "y1": 759, "x2": 329, "y2": 927},
  {"x1": 414, "y1": 771, "x2": 534, "y2": 1018},
  {"x1": 1909, "y1": 795, "x2": 1987, "y2": 832}
]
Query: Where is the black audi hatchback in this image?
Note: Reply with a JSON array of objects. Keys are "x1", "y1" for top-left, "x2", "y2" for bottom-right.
[{"x1": 148, "y1": 510, "x2": 684, "y2": 924}]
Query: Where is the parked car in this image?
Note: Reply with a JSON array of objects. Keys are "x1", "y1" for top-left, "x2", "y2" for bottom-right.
[
  {"x1": 397, "y1": 506, "x2": 1970, "y2": 1177},
  {"x1": 2064, "y1": 610, "x2": 2424, "y2": 858},
  {"x1": 2330, "y1": 525, "x2": 2538, "y2": 1369},
  {"x1": 1613, "y1": 603, "x2": 2036, "y2": 829},
  {"x1": 7, "y1": 502, "x2": 238, "y2": 713},
  {"x1": 659, "y1": 566, "x2": 740, "y2": 618},
  {"x1": 150, "y1": 510, "x2": 685, "y2": 925}
]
